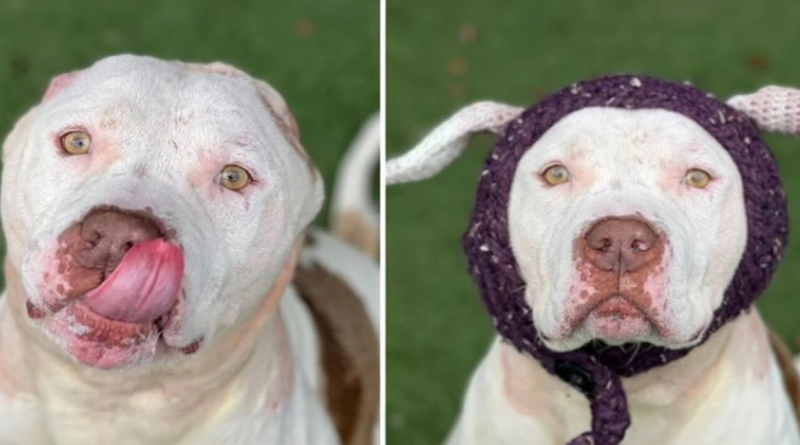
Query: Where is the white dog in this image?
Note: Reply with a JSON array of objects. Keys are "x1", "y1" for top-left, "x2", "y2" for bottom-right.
[
  {"x1": 388, "y1": 78, "x2": 800, "y2": 444},
  {"x1": 0, "y1": 55, "x2": 378, "y2": 445}
]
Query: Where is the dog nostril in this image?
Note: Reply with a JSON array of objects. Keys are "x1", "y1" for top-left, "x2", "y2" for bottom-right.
[
  {"x1": 593, "y1": 238, "x2": 613, "y2": 252},
  {"x1": 630, "y1": 226, "x2": 657, "y2": 253},
  {"x1": 587, "y1": 235, "x2": 614, "y2": 252},
  {"x1": 583, "y1": 217, "x2": 660, "y2": 272},
  {"x1": 85, "y1": 229, "x2": 101, "y2": 243}
]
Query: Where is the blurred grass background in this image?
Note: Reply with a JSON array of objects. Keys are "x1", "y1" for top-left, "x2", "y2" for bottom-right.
[
  {"x1": 0, "y1": 0, "x2": 379, "y2": 291},
  {"x1": 387, "y1": 1, "x2": 800, "y2": 443}
]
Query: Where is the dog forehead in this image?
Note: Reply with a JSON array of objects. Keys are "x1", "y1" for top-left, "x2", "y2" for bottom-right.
[
  {"x1": 46, "y1": 56, "x2": 267, "y2": 131},
  {"x1": 518, "y1": 107, "x2": 732, "y2": 169}
]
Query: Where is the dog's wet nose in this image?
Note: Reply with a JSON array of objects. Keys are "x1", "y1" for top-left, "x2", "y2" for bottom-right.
[
  {"x1": 584, "y1": 217, "x2": 660, "y2": 272},
  {"x1": 76, "y1": 210, "x2": 162, "y2": 276}
]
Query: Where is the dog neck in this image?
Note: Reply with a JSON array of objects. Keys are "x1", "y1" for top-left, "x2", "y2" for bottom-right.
[
  {"x1": 0, "y1": 243, "x2": 302, "y2": 443},
  {"x1": 501, "y1": 311, "x2": 783, "y2": 440}
]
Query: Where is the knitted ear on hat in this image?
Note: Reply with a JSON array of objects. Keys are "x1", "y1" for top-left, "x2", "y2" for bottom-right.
[
  {"x1": 386, "y1": 102, "x2": 524, "y2": 184},
  {"x1": 727, "y1": 85, "x2": 800, "y2": 136}
]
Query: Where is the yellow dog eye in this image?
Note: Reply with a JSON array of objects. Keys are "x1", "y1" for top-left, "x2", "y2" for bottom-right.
[
  {"x1": 685, "y1": 169, "x2": 711, "y2": 188},
  {"x1": 60, "y1": 131, "x2": 91, "y2": 155},
  {"x1": 542, "y1": 164, "x2": 570, "y2": 186},
  {"x1": 220, "y1": 165, "x2": 252, "y2": 191}
]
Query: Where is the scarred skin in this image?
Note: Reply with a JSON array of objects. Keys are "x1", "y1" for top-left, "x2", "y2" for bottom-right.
[{"x1": 0, "y1": 55, "x2": 378, "y2": 445}]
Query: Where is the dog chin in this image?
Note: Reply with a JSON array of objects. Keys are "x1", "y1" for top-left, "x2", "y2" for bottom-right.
[
  {"x1": 26, "y1": 293, "x2": 201, "y2": 370},
  {"x1": 538, "y1": 316, "x2": 709, "y2": 352}
]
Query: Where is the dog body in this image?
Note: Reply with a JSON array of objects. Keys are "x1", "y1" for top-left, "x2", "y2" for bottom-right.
[
  {"x1": 0, "y1": 55, "x2": 378, "y2": 445},
  {"x1": 447, "y1": 312, "x2": 797, "y2": 445}
]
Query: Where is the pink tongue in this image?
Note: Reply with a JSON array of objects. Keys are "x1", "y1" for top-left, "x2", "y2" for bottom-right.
[{"x1": 84, "y1": 239, "x2": 184, "y2": 323}]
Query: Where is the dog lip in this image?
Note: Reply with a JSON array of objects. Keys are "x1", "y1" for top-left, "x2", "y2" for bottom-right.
[
  {"x1": 28, "y1": 295, "x2": 196, "y2": 354},
  {"x1": 573, "y1": 292, "x2": 646, "y2": 322},
  {"x1": 592, "y1": 295, "x2": 643, "y2": 318},
  {"x1": 566, "y1": 292, "x2": 670, "y2": 338}
]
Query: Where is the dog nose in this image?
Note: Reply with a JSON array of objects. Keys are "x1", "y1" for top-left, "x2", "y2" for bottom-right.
[
  {"x1": 583, "y1": 217, "x2": 660, "y2": 272},
  {"x1": 76, "y1": 210, "x2": 162, "y2": 276}
]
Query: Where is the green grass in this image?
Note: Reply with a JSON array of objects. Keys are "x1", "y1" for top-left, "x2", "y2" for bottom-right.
[
  {"x1": 0, "y1": 0, "x2": 378, "y2": 292},
  {"x1": 387, "y1": 1, "x2": 800, "y2": 443}
]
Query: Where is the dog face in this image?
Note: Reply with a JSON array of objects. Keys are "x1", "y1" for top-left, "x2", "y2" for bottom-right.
[
  {"x1": 507, "y1": 107, "x2": 747, "y2": 352},
  {"x1": 1, "y1": 55, "x2": 323, "y2": 368}
]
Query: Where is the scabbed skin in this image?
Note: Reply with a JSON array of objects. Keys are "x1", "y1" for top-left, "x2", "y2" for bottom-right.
[{"x1": 461, "y1": 74, "x2": 788, "y2": 445}]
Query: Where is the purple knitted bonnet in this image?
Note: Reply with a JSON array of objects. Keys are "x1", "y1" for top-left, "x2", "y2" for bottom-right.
[{"x1": 461, "y1": 75, "x2": 788, "y2": 445}]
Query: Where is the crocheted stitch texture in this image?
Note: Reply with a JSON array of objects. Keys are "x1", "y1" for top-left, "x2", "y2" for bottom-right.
[{"x1": 461, "y1": 74, "x2": 788, "y2": 445}]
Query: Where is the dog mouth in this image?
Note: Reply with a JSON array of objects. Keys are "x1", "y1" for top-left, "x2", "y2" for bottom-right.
[
  {"x1": 27, "y1": 206, "x2": 199, "y2": 368},
  {"x1": 557, "y1": 216, "x2": 679, "y2": 344},
  {"x1": 567, "y1": 292, "x2": 661, "y2": 343}
]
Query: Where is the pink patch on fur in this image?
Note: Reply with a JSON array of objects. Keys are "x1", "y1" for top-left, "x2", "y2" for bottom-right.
[
  {"x1": 187, "y1": 151, "x2": 225, "y2": 196},
  {"x1": 43, "y1": 71, "x2": 81, "y2": 101},
  {"x1": 642, "y1": 248, "x2": 671, "y2": 313},
  {"x1": 44, "y1": 302, "x2": 159, "y2": 369},
  {"x1": 26, "y1": 301, "x2": 46, "y2": 319},
  {"x1": 84, "y1": 239, "x2": 184, "y2": 323},
  {"x1": 265, "y1": 315, "x2": 295, "y2": 411},
  {"x1": 583, "y1": 297, "x2": 652, "y2": 341}
]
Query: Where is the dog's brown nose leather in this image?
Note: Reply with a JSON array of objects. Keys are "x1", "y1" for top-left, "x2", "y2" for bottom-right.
[
  {"x1": 76, "y1": 210, "x2": 161, "y2": 277},
  {"x1": 584, "y1": 217, "x2": 660, "y2": 273}
]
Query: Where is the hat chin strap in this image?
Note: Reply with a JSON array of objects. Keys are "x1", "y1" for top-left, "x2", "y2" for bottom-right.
[
  {"x1": 386, "y1": 102, "x2": 523, "y2": 184},
  {"x1": 555, "y1": 358, "x2": 630, "y2": 445},
  {"x1": 728, "y1": 85, "x2": 800, "y2": 136}
]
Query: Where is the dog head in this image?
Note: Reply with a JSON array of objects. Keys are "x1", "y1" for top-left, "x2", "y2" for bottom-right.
[
  {"x1": 1, "y1": 55, "x2": 323, "y2": 369},
  {"x1": 507, "y1": 106, "x2": 747, "y2": 351},
  {"x1": 388, "y1": 75, "x2": 795, "y2": 355}
]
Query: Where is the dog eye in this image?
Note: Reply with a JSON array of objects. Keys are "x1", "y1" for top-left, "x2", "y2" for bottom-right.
[
  {"x1": 542, "y1": 164, "x2": 570, "y2": 186},
  {"x1": 685, "y1": 169, "x2": 711, "y2": 188},
  {"x1": 220, "y1": 165, "x2": 252, "y2": 191},
  {"x1": 60, "y1": 131, "x2": 91, "y2": 155}
]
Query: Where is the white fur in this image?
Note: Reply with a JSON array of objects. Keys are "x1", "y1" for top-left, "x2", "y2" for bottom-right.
[
  {"x1": 331, "y1": 113, "x2": 380, "y2": 226},
  {"x1": 448, "y1": 312, "x2": 799, "y2": 445},
  {"x1": 0, "y1": 55, "x2": 378, "y2": 444}
]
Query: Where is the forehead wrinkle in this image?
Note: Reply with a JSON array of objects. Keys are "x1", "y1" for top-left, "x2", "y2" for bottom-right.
[{"x1": 133, "y1": 65, "x2": 298, "y2": 174}]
